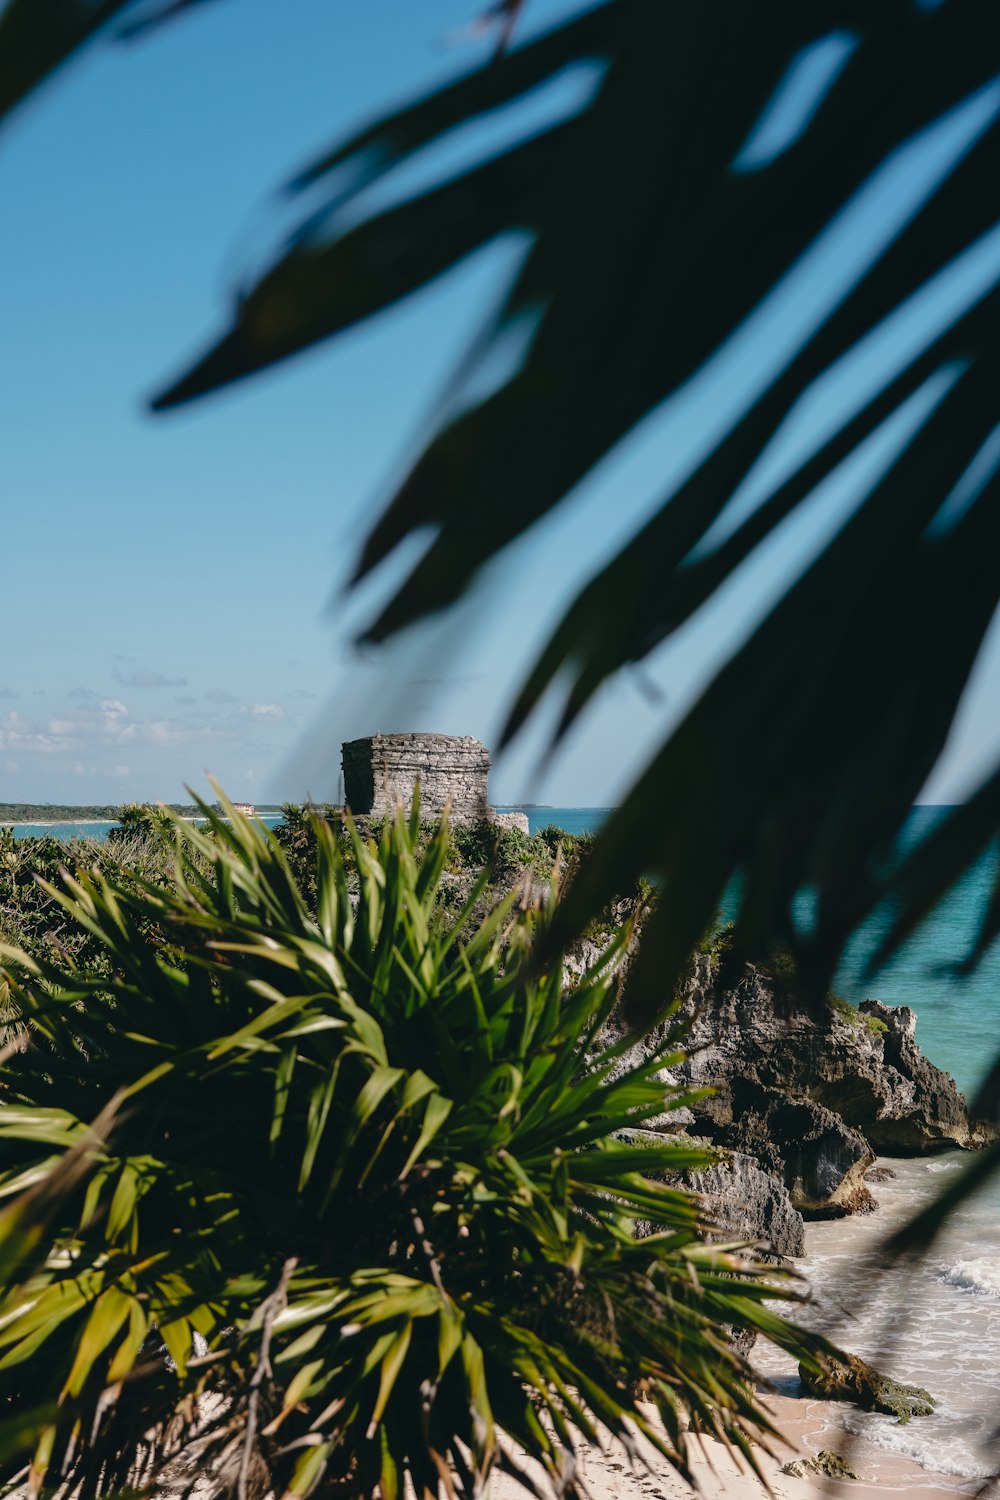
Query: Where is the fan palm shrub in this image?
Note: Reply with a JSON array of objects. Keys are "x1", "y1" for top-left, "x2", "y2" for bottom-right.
[{"x1": 0, "y1": 795, "x2": 826, "y2": 1498}]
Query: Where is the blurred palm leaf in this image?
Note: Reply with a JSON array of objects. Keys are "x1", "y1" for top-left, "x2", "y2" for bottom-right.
[
  {"x1": 3, "y1": 0, "x2": 997, "y2": 1017},
  {"x1": 0, "y1": 797, "x2": 830, "y2": 1498},
  {"x1": 3, "y1": 0, "x2": 1000, "y2": 1106}
]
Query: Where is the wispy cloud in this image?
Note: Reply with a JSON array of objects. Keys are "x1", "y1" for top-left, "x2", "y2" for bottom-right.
[
  {"x1": 205, "y1": 688, "x2": 240, "y2": 704},
  {"x1": 0, "y1": 689, "x2": 16, "y2": 700},
  {"x1": 0, "y1": 699, "x2": 235, "y2": 756},
  {"x1": 113, "y1": 668, "x2": 187, "y2": 689},
  {"x1": 245, "y1": 703, "x2": 285, "y2": 722}
]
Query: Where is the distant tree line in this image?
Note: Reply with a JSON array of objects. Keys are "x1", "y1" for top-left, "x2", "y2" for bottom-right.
[{"x1": 0, "y1": 802, "x2": 283, "y2": 822}]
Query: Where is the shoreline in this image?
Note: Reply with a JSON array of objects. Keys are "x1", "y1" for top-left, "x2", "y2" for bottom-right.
[
  {"x1": 490, "y1": 1392, "x2": 982, "y2": 1500},
  {"x1": 746, "y1": 1153, "x2": 1000, "y2": 1498},
  {"x1": 0, "y1": 814, "x2": 284, "y2": 829}
]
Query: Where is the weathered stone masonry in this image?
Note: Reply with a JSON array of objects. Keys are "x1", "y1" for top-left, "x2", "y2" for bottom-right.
[{"x1": 342, "y1": 733, "x2": 527, "y2": 829}]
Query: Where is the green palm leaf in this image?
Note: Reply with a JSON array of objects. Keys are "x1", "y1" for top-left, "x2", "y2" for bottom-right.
[{"x1": 0, "y1": 798, "x2": 830, "y2": 1499}]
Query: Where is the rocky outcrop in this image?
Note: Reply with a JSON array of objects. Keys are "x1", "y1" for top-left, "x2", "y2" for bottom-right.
[
  {"x1": 681, "y1": 1147, "x2": 805, "y2": 1257},
  {"x1": 799, "y1": 1352, "x2": 935, "y2": 1424},
  {"x1": 585, "y1": 927, "x2": 990, "y2": 1237},
  {"x1": 489, "y1": 809, "x2": 531, "y2": 834},
  {"x1": 674, "y1": 954, "x2": 990, "y2": 1159},
  {"x1": 718, "y1": 1093, "x2": 875, "y2": 1218},
  {"x1": 780, "y1": 1452, "x2": 860, "y2": 1481},
  {"x1": 855, "y1": 999, "x2": 989, "y2": 1151}
]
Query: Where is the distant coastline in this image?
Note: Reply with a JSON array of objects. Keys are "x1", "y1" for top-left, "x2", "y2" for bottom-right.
[{"x1": 0, "y1": 803, "x2": 283, "y2": 826}]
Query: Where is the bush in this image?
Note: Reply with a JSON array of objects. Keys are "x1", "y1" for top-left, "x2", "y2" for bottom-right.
[
  {"x1": 0, "y1": 793, "x2": 828, "y2": 1500},
  {"x1": 449, "y1": 818, "x2": 553, "y2": 877}
]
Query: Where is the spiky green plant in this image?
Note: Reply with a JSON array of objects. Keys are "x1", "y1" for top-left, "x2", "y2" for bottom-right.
[{"x1": 0, "y1": 794, "x2": 827, "y2": 1499}]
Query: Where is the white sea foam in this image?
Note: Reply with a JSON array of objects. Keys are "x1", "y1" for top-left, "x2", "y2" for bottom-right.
[
  {"x1": 923, "y1": 1159, "x2": 961, "y2": 1173},
  {"x1": 938, "y1": 1256, "x2": 1000, "y2": 1299},
  {"x1": 842, "y1": 1411, "x2": 993, "y2": 1481}
]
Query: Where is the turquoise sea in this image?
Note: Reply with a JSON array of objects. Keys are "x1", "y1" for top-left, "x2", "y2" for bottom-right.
[{"x1": 509, "y1": 804, "x2": 997, "y2": 1100}]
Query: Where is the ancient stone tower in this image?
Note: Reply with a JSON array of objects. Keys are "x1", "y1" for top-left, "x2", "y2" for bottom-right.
[{"x1": 341, "y1": 733, "x2": 491, "y2": 822}]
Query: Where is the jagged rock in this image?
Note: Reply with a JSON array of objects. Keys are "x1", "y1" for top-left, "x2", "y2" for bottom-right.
[
  {"x1": 728, "y1": 1325, "x2": 759, "y2": 1358},
  {"x1": 674, "y1": 955, "x2": 991, "y2": 1158},
  {"x1": 622, "y1": 1133, "x2": 801, "y2": 1358},
  {"x1": 781, "y1": 1451, "x2": 860, "y2": 1480},
  {"x1": 621, "y1": 1127, "x2": 804, "y2": 1259},
  {"x1": 681, "y1": 1146, "x2": 805, "y2": 1257},
  {"x1": 865, "y1": 1164, "x2": 897, "y2": 1182},
  {"x1": 856, "y1": 1000, "x2": 993, "y2": 1151},
  {"x1": 597, "y1": 1011, "x2": 696, "y2": 1134},
  {"x1": 718, "y1": 1093, "x2": 875, "y2": 1218},
  {"x1": 799, "y1": 1352, "x2": 935, "y2": 1424}
]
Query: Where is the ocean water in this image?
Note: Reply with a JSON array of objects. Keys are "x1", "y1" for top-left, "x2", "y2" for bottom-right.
[
  {"x1": 754, "y1": 1157, "x2": 1000, "y2": 1489},
  {"x1": 512, "y1": 805, "x2": 999, "y2": 1101},
  {"x1": 516, "y1": 805, "x2": 999, "y2": 1104},
  {"x1": 6, "y1": 815, "x2": 285, "y2": 840}
]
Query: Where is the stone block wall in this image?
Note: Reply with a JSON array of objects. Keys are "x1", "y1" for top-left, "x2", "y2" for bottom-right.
[{"x1": 342, "y1": 733, "x2": 491, "y2": 821}]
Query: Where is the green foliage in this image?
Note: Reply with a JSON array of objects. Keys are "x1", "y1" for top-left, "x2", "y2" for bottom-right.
[
  {"x1": 0, "y1": 793, "x2": 828, "y2": 1499},
  {"x1": 694, "y1": 920, "x2": 736, "y2": 961},
  {"x1": 3, "y1": 0, "x2": 1000, "y2": 1273},
  {"x1": 272, "y1": 801, "x2": 347, "y2": 906},
  {"x1": 106, "y1": 802, "x2": 173, "y2": 844},
  {"x1": 0, "y1": 819, "x2": 187, "y2": 988},
  {"x1": 826, "y1": 993, "x2": 889, "y2": 1039},
  {"x1": 449, "y1": 819, "x2": 554, "y2": 878}
]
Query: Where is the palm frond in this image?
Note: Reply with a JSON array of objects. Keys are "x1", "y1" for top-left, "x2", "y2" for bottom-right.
[
  {"x1": 4, "y1": 0, "x2": 1000, "y2": 1264},
  {"x1": 135, "y1": 1, "x2": 1000, "y2": 1011},
  {"x1": 0, "y1": 798, "x2": 830, "y2": 1499}
]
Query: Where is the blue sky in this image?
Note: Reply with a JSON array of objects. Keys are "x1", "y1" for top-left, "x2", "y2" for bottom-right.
[{"x1": 2, "y1": 0, "x2": 999, "y2": 807}]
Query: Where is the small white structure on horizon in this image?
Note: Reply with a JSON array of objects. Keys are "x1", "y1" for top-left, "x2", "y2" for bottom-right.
[{"x1": 232, "y1": 802, "x2": 256, "y2": 817}]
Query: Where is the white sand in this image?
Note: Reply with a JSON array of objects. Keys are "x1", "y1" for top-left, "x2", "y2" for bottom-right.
[{"x1": 490, "y1": 1394, "x2": 986, "y2": 1500}]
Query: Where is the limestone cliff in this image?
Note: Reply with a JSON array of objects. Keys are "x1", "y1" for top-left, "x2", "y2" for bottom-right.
[
  {"x1": 592, "y1": 938, "x2": 992, "y2": 1231},
  {"x1": 674, "y1": 952, "x2": 991, "y2": 1157}
]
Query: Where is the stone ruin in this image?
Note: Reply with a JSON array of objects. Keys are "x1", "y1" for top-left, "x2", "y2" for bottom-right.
[{"x1": 341, "y1": 733, "x2": 528, "y2": 831}]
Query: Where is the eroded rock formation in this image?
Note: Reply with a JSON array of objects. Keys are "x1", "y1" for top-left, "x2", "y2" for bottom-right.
[
  {"x1": 674, "y1": 953, "x2": 990, "y2": 1162},
  {"x1": 594, "y1": 940, "x2": 991, "y2": 1229},
  {"x1": 680, "y1": 1146, "x2": 805, "y2": 1257},
  {"x1": 716, "y1": 1092, "x2": 876, "y2": 1217},
  {"x1": 799, "y1": 1351, "x2": 935, "y2": 1423}
]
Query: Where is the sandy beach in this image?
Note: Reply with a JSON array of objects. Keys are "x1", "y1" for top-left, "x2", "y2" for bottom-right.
[{"x1": 492, "y1": 1393, "x2": 990, "y2": 1500}]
